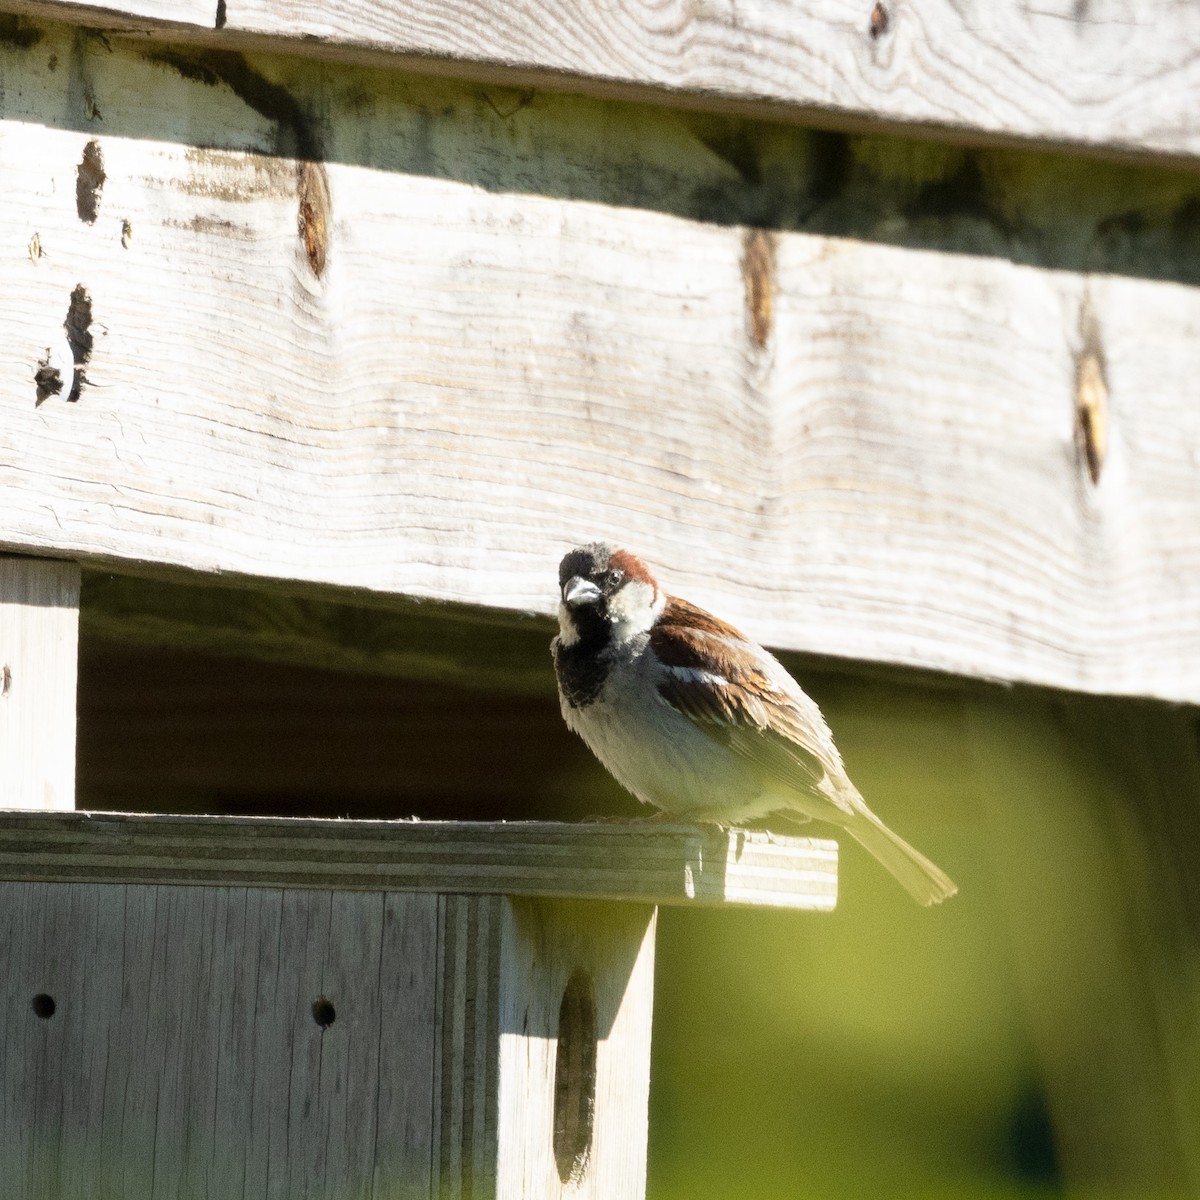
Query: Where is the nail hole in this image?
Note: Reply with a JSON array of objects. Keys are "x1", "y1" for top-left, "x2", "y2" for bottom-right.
[
  {"x1": 870, "y1": 2, "x2": 890, "y2": 38},
  {"x1": 311, "y1": 996, "x2": 336, "y2": 1029},
  {"x1": 32, "y1": 993, "x2": 56, "y2": 1019},
  {"x1": 553, "y1": 969, "x2": 597, "y2": 1185}
]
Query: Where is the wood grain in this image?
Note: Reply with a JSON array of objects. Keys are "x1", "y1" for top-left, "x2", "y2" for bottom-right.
[
  {"x1": 495, "y1": 899, "x2": 656, "y2": 1200},
  {"x1": 11, "y1": 0, "x2": 1200, "y2": 163},
  {"x1": 433, "y1": 894, "x2": 501, "y2": 1199},
  {"x1": 0, "y1": 557, "x2": 80, "y2": 810},
  {"x1": 1, "y1": 28, "x2": 1198, "y2": 700},
  {"x1": 79, "y1": 570, "x2": 554, "y2": 697},
  {"x1": 0, "y1": 811, "x2": 840, "y2": 911},
  {"x1": 0, "y1": 881, "x2": 441, "y2": 1199},
  {"x1": 11, "y1": 0, "x2": 213, "y2": 25},
  {"x1": 1, "y1": 882, "x2": 657, "y2": 1198}
]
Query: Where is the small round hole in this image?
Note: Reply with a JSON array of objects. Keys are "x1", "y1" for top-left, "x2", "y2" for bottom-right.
[
  {"x1": 31, "y1": 993, "x2": 56, "y2": 1019},
  {"x1": 311, "y1": 996, "x2": 336, "y2": 1029}
]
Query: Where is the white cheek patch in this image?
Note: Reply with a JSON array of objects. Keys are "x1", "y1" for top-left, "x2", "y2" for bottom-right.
[
  {"x1": 608, "y1": 580, "x2": 664, "y2": 643},
  {"x1": 556, "y1": 601, "x2": 582, "y2": 645}
]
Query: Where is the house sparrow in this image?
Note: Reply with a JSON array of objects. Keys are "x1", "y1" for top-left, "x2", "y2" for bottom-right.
[{"x1": 552, "y1": 543, "x2": 958, "y2": 906}]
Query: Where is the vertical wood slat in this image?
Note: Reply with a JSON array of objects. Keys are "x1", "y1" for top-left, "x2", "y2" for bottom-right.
[
  {"x1": 0, "y1": 556, "x2": 80, "y2": 810},
  {"x1": 434, "y1": 894, "x2": 502, "y2": 1200}
]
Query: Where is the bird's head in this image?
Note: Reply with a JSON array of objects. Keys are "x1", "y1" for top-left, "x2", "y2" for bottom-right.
[{"x1": 557, "y1": 543, "x2": 664, "y2": 647}]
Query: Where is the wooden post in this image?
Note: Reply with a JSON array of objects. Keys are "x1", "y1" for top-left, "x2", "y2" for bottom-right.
[
  {"x1": 0, "y1": 556, "x2": 80, "y2": 810},
  {"x1": 493, "y1": 899, "x2": 656, "y2": 1199}
]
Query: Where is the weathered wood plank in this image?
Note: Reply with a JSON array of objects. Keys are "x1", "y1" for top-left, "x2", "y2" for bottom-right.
[
  {"x1": 0, "y1": 882, "x2": 442, "y2": 1199},
  {"x1": 0, "y1": 557, "x2": 80, "y2": 810},
  {"x1": 79, "y1": 569, "x2": 553, "y2": 696},
  {"x1": 1, "y1": 28, "x2": 1199, "y2": 700},
  {"x1": 6, "y1": 0, "x2": 212, "y2": 27},
  {"x1": 433, "y1": 894, "x2": 502, "y2": 1200},
  {"x1": 376, "y1": 892, "x2": 441, "y2": 1197},
  {"x1": 0, "y1": 812, "x2": 840, "y2": 910},
  {"x1": 9, "y1": 0, "x2": 1200, "y2": 164},
  {"x1": 1, "y1": 883, "x2": 656, "y2": 1198}
]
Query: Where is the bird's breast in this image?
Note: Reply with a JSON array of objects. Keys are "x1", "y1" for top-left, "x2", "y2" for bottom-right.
[
  {"x1": 552, "y1": 636, "x2": 611, "y2": 710},
  {"x1": 559, "y1": 654, "x2": 774, "y2": 819}
]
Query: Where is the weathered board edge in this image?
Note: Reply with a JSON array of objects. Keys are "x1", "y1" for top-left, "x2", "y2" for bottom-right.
[
  {"x1": 0, "y1": 812, "x2": 839, "y2": 911},
  {"x1": 5, "y1": 0, "x2": 1200, "y2": 167}
]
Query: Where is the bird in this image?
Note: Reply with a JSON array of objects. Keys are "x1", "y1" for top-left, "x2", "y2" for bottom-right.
[{"x1": 551, "y1": 542, "x2": 958, "y2": 906}]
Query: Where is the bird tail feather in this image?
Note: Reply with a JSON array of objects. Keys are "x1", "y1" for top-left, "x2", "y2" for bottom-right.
[{"x1": 843, "y1": 807, "x2": 958, "y2": 907}]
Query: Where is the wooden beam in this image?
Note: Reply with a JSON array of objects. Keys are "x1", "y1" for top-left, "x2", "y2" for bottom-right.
[
  {"x1": 0, "y1": 557, "x2": 80, "y2": 809},
  {"x1": 79, "y1": 570, "x2": 554, "y2": 695},
  {"x1": 0, "y1": 812, "x2": 839, "y2": 911},
  {"x1": 8, "y1": 1, "x2": 1200, "y2": 165},
  {"x1": 4, "y1": 0, "x2": 212, "y2": 24},
  {"x1": 2, "y1": 27, "x2": 1199, "y2": 701}
]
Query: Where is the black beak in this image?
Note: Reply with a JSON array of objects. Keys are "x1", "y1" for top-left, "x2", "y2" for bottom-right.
[{"x1": 562, "y1": 575, "x2": 603, "y2": 608}]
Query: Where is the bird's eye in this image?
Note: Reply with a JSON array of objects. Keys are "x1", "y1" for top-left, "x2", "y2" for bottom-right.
[{"x1": 605, "y1": 568, "x2": 624, "y2": 588}]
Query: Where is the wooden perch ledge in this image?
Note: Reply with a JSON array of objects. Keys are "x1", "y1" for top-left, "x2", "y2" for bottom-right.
[{"x1": 0, "y1": 811, "x2": 838, "y2": 911}]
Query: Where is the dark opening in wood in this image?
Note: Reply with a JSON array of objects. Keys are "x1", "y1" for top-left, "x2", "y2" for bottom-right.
[
  {"x1": 553, "y1": 968, "x2": 597, "y2": 1184},
  {"x1": 31, "y1": 993, "x2": 56, "y2": 1019},
  {"x1": 311, "y1": 995, "x2": 336, "y2": 1029}
]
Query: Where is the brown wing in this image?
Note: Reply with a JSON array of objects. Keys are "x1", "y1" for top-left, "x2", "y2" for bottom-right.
[{"x1": 650, "y1": 596, "x2": 853, "y2": 809}]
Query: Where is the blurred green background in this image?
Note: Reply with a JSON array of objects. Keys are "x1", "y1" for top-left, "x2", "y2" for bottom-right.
[{"x1": 644, "y1": 665, "x2": 1200, "y2": 1200}]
